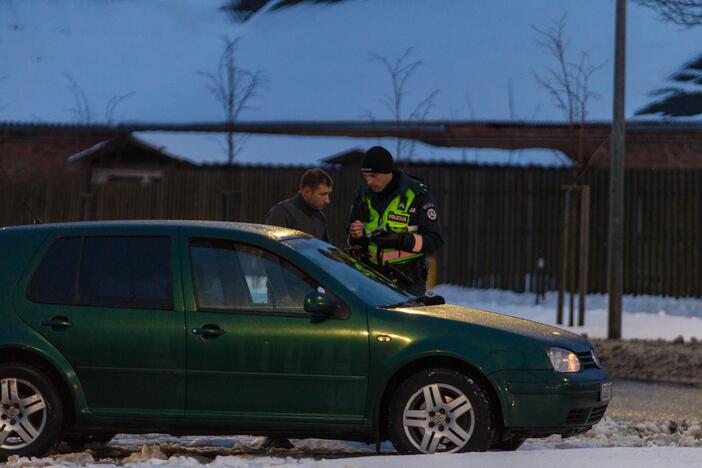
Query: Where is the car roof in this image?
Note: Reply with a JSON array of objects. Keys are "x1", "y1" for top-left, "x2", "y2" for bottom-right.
[{"x1": 0, "y1": 220, "x2": 310, "y2": 241}]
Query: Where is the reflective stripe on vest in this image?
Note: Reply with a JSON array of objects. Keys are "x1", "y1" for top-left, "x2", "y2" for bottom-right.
[{"x1": 364, "y1": 188, "x2": 424, "y2": 265}]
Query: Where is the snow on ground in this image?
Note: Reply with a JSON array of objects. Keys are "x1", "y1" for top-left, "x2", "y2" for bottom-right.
[
  {"x1": 6, "y1": 422, "x2": 702, "y2": 467},
  {"x1": 104, "y1": 418, "x2": 702, "y2": 452},
  {"x1": 433, "y1": 285, "x2": 702, "y2": 341}
]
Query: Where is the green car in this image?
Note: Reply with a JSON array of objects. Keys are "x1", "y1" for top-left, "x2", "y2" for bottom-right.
[{"x1": 0, "y1": 221, "x2": 611, "y2": 458}]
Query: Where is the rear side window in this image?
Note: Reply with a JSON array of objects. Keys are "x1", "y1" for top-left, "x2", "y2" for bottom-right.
[
  {"x1": 28, "y1": 237, "x2": 81, "y2": 304},
  {"x1": 28, "y1": 236, "x2": 172, "y2": 310},
  {"x1": 79, "y1": 237, "x2": 172, "y2": 309}
]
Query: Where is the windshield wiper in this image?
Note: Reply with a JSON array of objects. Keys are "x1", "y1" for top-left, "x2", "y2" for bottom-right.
[
  {"x1": 414, "y1": 293, "x2": 446, "y2": 306},
  {"x1": 380, "y1": 292, "x2": 447, "y2": 309},
  {"x1": 381, "y1": 299, "x2": 424, "y2": 309}
]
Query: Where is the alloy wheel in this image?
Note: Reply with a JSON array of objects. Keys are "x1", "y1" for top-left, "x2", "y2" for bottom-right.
[
  {"x1": 402, "y1": 383, "x2": 475, "y2": 454},
  {"x1": 0, "y1": 378, "x2": 47, "y2": 450}
]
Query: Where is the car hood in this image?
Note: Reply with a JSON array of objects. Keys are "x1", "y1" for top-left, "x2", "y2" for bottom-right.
[{"x1": 389, "y1": 304, "x2": 591, "y2": 351}]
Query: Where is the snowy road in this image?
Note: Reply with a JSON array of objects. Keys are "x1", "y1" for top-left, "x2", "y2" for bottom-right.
[{"x1": 608, "y1": 380, "x2": 702, "y2": 421}]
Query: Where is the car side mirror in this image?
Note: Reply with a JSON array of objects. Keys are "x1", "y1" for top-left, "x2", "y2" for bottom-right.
[{"x1": 304, "y1": 291, "x2": 337, "y2": 321}]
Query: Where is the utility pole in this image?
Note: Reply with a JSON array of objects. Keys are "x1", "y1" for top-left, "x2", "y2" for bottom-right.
[{"x1": 608, "y1": 0, "x2": 626, "y2": 339}]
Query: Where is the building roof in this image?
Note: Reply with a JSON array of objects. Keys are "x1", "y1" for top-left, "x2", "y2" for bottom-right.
[
  {"x1": 65, "y1": 134, "x2": 195, "y2": 167},
  {"x1": 5, "y1": 120, "x2": 702, "y2": 169}
]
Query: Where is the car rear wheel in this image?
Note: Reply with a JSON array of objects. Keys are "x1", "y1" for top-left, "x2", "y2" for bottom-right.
[
  {"x1": 0, "y1": 364, "x2": 63, "y2": 460},
  {"x1": 388, "y1": 368, "x2": 495, "y2": 454}
]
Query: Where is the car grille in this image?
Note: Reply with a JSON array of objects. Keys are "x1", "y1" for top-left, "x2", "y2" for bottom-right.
[
  {"x1": 577, "y1": 351, "x2": 599, "y2": 369},
  {"x1": 566, "y1": 405, "x2": 608, "y2": 425}
]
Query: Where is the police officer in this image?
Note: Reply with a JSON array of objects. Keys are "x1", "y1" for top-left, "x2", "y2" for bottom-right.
[
  {"x1": 266, "y1": 168, "x2": 332, "y2": 241},
  {"x1": 348, "y1": 146, "x2": 443, "y2": 296}
]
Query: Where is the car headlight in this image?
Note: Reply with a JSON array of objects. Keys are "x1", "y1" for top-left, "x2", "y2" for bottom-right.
[{"x1": 548, "y1": 347, "x2": 580, "y2": 373}]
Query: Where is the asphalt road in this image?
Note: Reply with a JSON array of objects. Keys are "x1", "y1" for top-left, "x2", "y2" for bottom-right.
[{"x1": 607, "y1": 379, "x2": 702, "y2": 420}]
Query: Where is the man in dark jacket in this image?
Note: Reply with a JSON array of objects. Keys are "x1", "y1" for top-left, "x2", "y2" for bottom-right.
[
  {"x1": 265, "y1": 168, "x2": 332, "y2": 241},
  {"x1": 348, "y1": 146, "x2": 443, "y2": 296},
  {"x1": 261, "y1": 168, "x2": 332, "y2": 450}
]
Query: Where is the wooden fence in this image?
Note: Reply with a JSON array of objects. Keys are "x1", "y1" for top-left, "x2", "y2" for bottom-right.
[{"x1": 2, "y1": 165, "x2": 701, "y2": 297}]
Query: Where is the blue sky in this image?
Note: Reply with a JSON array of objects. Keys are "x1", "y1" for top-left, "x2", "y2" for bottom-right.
[{"x1": 3, "y1": 0, "x2": 702, "y2": 165}]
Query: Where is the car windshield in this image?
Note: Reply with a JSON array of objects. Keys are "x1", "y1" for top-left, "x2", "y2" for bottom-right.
[{"x1": 285, "y1": 238, "x2": 415, "y2": 307}]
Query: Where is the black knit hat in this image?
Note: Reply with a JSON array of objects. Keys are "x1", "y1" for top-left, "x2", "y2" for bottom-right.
[{"x1": 361, "y1": 146, "x2": 394, "y2": 173}]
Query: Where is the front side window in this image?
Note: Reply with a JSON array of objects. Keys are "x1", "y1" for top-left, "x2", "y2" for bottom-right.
[{"x1": 190, "y1": 240, "x2": 319, "y2": 315}]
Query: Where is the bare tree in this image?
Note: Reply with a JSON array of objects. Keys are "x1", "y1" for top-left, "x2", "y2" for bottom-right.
[
  {"x1": 533, "y1": 15, "x2": 605, "y2": 328},
  {"x1": 65, "y1": 73, "x2": 133, "y2": 124},
  {"x1": 363, "y1": 47, "x2": 439, "y2": 161},
  {"x1": 200, "y1": 37, "x2": 265, "y2": 166},
  {"x1": 634, "y1": 0, "x2": 702, "y2": 27},
  {"x1": 532, "y1": 15, "x2": 604, "y2": 173},
  {"x1": 505, "y1": 80, "x2": 546, "y2": 165}
]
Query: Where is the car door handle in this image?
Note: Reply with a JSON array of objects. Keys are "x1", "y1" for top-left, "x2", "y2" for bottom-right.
[
  {"x1": 41, "y1": 316, "x2": 72, "y2": 330},
  {"x1": 191, "y1": 325, "x2": 225, "y2": 339}
]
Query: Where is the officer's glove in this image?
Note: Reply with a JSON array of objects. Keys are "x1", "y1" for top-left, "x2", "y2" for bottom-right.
[{"x1": 370, "y1": 230, "x2": 413, "y2": 250}]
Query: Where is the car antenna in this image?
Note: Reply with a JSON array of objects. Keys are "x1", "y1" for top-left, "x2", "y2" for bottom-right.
[{"x1": 22, "y1": 198, "x2": 43, "y2": 224}]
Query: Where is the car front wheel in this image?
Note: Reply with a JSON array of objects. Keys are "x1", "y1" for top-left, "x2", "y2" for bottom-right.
[
  {"x1": 388, "y1": 368, "x2": 495, "y2": 454},
  {"x1": 0, "y1": 364, "x2": 63, "y2": 460}
]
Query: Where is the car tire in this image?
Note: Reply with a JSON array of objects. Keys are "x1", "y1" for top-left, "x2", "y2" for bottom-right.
[
  {"x1": 0, "y1": 363, "x2": 63, "y2": 460},
  {"x1": 388, "y1": 368, "x2": 495, "y2": 454}
]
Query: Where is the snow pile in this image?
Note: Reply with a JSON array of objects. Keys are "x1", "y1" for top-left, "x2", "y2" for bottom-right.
[
  {"x1": 524, "y1": 417, "x2": 702, "y2": 449},
  {"x1": 6, "y1": 417, "x2": 702, "y2": 467},
  {"x1": 7, "y1": 445, "x2": 702, "y2": 468},
  {"x1": 433, "y1": 285, "x2": 702, "y2": 340},
  {"x1": 109, "y1": 434, "x2": 393, "y2": 454},
  {"x1": 5, "y1": 451, "x2": 97, "y2": 467}
]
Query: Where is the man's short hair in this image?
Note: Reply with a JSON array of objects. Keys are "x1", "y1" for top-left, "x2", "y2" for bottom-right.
[{"x1": 300, "y1": 168, "x2": 332, "y2": 191}]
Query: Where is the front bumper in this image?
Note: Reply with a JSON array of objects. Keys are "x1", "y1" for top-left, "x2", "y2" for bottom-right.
[{"x1": 489, "y1": 368, "x2": 612, "y2": 436}]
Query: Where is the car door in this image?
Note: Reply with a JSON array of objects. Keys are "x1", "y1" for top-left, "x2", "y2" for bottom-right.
[
  {"x1": 181, "y1": 230, "x2": 369, "y2": 424},
  {"x1": 14, "y1": 229, "x2": 186, "y2": 418}
]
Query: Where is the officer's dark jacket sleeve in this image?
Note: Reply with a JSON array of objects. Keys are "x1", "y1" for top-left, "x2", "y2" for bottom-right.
[
  {"x1": 413, "y1": 189, "x2": 443, "y2": 255},
  {"x1": 265, "y1": 203, "x2": 293, "y2": 229}
]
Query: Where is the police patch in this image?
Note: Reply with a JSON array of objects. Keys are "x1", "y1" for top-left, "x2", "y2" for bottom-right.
[
  {"x1": 388, "y1": 213, "x2": 409, "y2": 223},
  {"x1": 426, "y1": 208, "x2": 437, "y2": 221}
]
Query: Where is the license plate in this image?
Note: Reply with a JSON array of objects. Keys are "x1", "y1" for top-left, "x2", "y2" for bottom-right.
[{"x1": 600, "y1": 382, "x2": 612, "y2": 402}]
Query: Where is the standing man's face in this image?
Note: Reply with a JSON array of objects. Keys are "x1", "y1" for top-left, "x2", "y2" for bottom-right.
[
  {"x1": 302, "y1": 184, "x2": 332, "y2": 211},
  {"x1": 363, "y1": 172, "x2": 393, "y2": 193}
]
